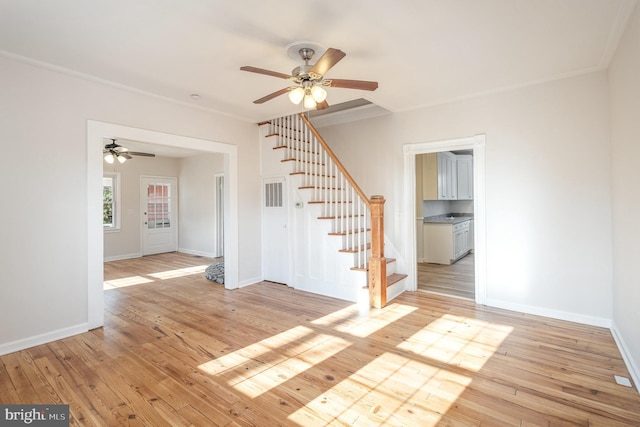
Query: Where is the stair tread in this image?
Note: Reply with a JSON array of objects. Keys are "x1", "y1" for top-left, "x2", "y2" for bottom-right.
[
  {"x1": 308, "y1": 200, "x2": 353, "y2": 204},
  {"x1": 328, "y1": 228, "x2": 370, "y2": 236},
  {"x1": 290, "y1": 171, "x2": 336, "y2": 178},
  {"x1": 387, "y1": 273, "x2": 408, "y2": 287},
  {"x1": 298, "y1": 186, "x2": 343, "y2": 190},
  {"x1": 273, "y1": 145, "x2": 320, "y2": 153},
  {"x1": 361, "y1": 273, "x2": 408, "y2": 289},
  {"x1": 350, "y1": 258, "x2": 396, "y2": 271},
  {"x1": 318, "y1": 215, "x2": 365, "y2": 219},
  {"x1": 339, "y1": 243, "x2": 371, "y2": 253},
  {"x1": 282, "y1": 158, "x2": 324, "y2": 165}
]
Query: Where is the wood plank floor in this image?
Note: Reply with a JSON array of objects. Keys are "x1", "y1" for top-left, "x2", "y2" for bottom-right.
[
  {"x1": 1, "y1": 252, "x2": 639, "y2": 426},
  {"x1": 418, "y1": 253, "x2": 475, "y2": 299}
]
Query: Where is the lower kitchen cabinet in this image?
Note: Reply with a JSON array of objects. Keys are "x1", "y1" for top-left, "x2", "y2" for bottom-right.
[{"x1": 424, "y1": 220, "x2": 471, "y2": 265}]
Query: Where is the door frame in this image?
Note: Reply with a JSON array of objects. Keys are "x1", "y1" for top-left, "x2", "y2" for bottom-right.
[
  {"x1": 87, "y1": 120, "x2": 239, "y2": 330},
  {"x1": 403, "y1": 135, "x2": 487, "y2": 304},
  {"x1": 215, "y1": 173, "x2": 224, "y2": 258},
  {"x1": 140, "y1": 176, "x2": 178, "y2": 255}
]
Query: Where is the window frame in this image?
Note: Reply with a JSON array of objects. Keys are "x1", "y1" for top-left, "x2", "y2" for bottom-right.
[{"x1": 103, "y1": 172, "x2": 122, "y2": 232}]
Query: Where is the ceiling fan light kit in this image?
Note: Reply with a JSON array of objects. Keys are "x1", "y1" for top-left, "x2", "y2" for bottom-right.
[
  {"x1": 241, "y1": 42, "x2": 378, "y2": 110},
  {"x1": 103, "y1": 139, "x2": 155, "y2": 163},
  {"x1": 288, "y1": 86, "x2": 305, "y2": 104}
]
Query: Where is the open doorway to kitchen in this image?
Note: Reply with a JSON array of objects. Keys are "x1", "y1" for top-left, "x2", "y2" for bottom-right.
[
  {"x1": 403, "y1": 135, "x2": 486, "y2": 304},
  {"x1": 417, "y1": 150, "x2": 475, "y2": 299}
]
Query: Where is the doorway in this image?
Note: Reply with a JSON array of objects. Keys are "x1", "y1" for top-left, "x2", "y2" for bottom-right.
[
  {"x1": 403, "y1": 135, "x2": 486, "y2": 304},
  {"x1": 87, "y1": 120, "x2": 239, "y2": 330},
  {"x1": 416, "y1": 150, "x2": 475, "y2": 299}
]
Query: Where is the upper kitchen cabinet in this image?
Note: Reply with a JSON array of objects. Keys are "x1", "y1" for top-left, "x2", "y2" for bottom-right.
[
  {"x1": 421, "y1": 152, "x2": 458, "y2": 200},
  {"x1": 456, "y1": 154, "x2": 473, "y2": 200}
]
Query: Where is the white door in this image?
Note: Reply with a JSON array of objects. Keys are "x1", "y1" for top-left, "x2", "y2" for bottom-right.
[
  {"x1": 262, "y1": 178, "x2": 288, "y2": 284},
  {"x1": 141, "y1": 176, "x2": 178, "y2": 255}
]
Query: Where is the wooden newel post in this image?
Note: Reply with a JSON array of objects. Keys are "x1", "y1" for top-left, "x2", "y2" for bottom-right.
[{"x1": 368, "y1": 195, "x2": 387, "y2": 308}]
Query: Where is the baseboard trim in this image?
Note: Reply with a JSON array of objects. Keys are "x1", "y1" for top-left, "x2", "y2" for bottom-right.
[
  {"x1": 237, "y1": 276, "x2": 262, "y2": 289},
  {"x1": 104, "y1": 252, "x2": 142, "y2": 262},
  {"x1": 0, "y1": 323, "x2": 89, "y2": 356},
  {"x1": 178, "y1": 248, "x2": 218, "y2": 258},
  {"x1": 484, "y1": 298, "x2": 612, "y2": 328},
  {"x1": 611, "y1": 322, "x2": 640, "y2": 393}
]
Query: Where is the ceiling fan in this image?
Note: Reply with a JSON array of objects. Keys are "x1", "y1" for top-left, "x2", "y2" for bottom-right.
[
  {"x1": 103, "y1": 139, "x2": 155, "y2": 164},
  {"x1": 241, "y1": 44, "x2": 378, "y2": 110}
]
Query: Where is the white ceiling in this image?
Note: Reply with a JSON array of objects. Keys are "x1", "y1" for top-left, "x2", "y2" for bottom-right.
[{"x1": 1, "y1": 0, "x2": 636, "y2": 126}]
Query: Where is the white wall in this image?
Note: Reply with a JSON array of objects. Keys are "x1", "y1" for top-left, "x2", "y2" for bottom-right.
[
  {"x1": 0, "y1": 56, "x2": 261, "y2": 351},
  {"x1": 103, "y1": 155, "x2": 181, "y2": 260},
  {"x1": 316, "y1": 71, "x2": 613, "y2": 325},
  {"x1": 608, "y1": 2, "x2": 640, "y2": 387},
  {"x1": 178, "y1": 154, "x2": 224, "y2": 257}
]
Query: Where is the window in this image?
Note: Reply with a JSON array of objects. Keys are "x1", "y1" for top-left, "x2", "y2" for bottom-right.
[
  {"x1": 103, "y1": 173, "x2": 121, "y2": 231},
  {"x1": 146, "y1": 183, "x2": 171, "y2": 229}
]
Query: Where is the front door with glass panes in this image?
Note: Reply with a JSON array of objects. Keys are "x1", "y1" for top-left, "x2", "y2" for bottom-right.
[{"x1": 141, "y1": 176, "x2": 178, "y2": 255}]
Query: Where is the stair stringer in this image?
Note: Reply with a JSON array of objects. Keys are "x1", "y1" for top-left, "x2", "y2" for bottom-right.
[{"x1": 292, "y1": 200, "x2": 369, "y2": 302}]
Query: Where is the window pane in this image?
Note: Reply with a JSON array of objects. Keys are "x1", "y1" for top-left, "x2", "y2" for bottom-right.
[{"x1": 103, "y1": 182, "x2": 114, "y2": 226}]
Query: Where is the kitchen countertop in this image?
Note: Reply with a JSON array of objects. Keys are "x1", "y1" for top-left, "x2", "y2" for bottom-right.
[{"x1": 424, "y1": 213, "x2": 474, "y2": 225}]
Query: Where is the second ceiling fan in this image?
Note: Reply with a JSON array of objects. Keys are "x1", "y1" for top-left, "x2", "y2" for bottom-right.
[
  {"x1": 103, "y1": 139, "x2": 155, "y2": 164},
  {"x1": 241, "y1": 45, "x2": 378, "y2": 110}
]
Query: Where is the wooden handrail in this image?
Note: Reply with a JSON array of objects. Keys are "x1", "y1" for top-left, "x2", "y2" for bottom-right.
[{"x1": 299, "y1": 114, "x2": 370, "y2": 207}]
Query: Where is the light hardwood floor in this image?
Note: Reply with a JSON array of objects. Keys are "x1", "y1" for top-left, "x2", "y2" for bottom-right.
[
  {"x1": 1, "y1": 253, "x2": 639, "y2": 426},
  {"x1": 418, "y1": 253, "x2": 475, "y2": 299}
]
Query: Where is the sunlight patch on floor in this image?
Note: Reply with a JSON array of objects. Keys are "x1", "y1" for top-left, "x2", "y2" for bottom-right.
[
  {"x1": 311, "y1": 305, "x2": 361, "y2": 327},
  {"x1": 232, "y1": 334, "x2": 352, "y2": 398},
  {"x1": 288, "y1": 351, "x2": 472, "y2": 426},
  {"x1": 334, "y1": 303, "x2": 417, "y2": 337},
  {"x1": 147, "y1": 264, "x2": 209, "y2": 279},
  {"x1": 103, "y1": 275, "x2": 154, "y2": 290},
  {"x1": 198, "y1": 326, "x2": 313, "y2": 377},
  {"x1": 197, "y1": 307, "x2": 512, "y2": 426},
  {"x1": 397, "y1": 314, "x2": 513, "y2": 372}
]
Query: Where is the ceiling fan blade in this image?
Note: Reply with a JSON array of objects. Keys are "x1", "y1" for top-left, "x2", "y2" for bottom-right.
[
  {"x1": 253, "y1": 87, "x2": 290, "y2": 104},
  {"x1": 316, "y1": 100, "x2": 329, "y2": 110},
  {"x1": 310, "y1": 48, "x2": 346, "y2": 76},
  {"x1": 240, "y1": 66, "x2": 291, "y2": 80},
  {"x1": 120, "y1": 153, "x2": 132, "y2": 160},
  {"x1": 128, "y1": 152, "x2": 156, "y2": 157},
  {"x1": 328, "y1": 79, "x2": 379, "y2": 91}
]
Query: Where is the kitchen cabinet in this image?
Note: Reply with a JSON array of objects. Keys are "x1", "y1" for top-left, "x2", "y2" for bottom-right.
[
  {"x1": 421, "y1": 152, "x2": 457, "y2": 200},
  {"x1": 424, "y1": 220, "x2": 471, "y2": 264},
  {"x1": 456, "y1": 155, "x2": 473, "y2": 200},
  {"x1": 453, "y1": 221, "x2": 470, "y2": 259}
]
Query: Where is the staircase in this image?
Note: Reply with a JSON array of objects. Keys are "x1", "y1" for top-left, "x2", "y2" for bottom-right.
[{"x1": 260, "y1": 113, "x2": 407, "y2": 307}]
